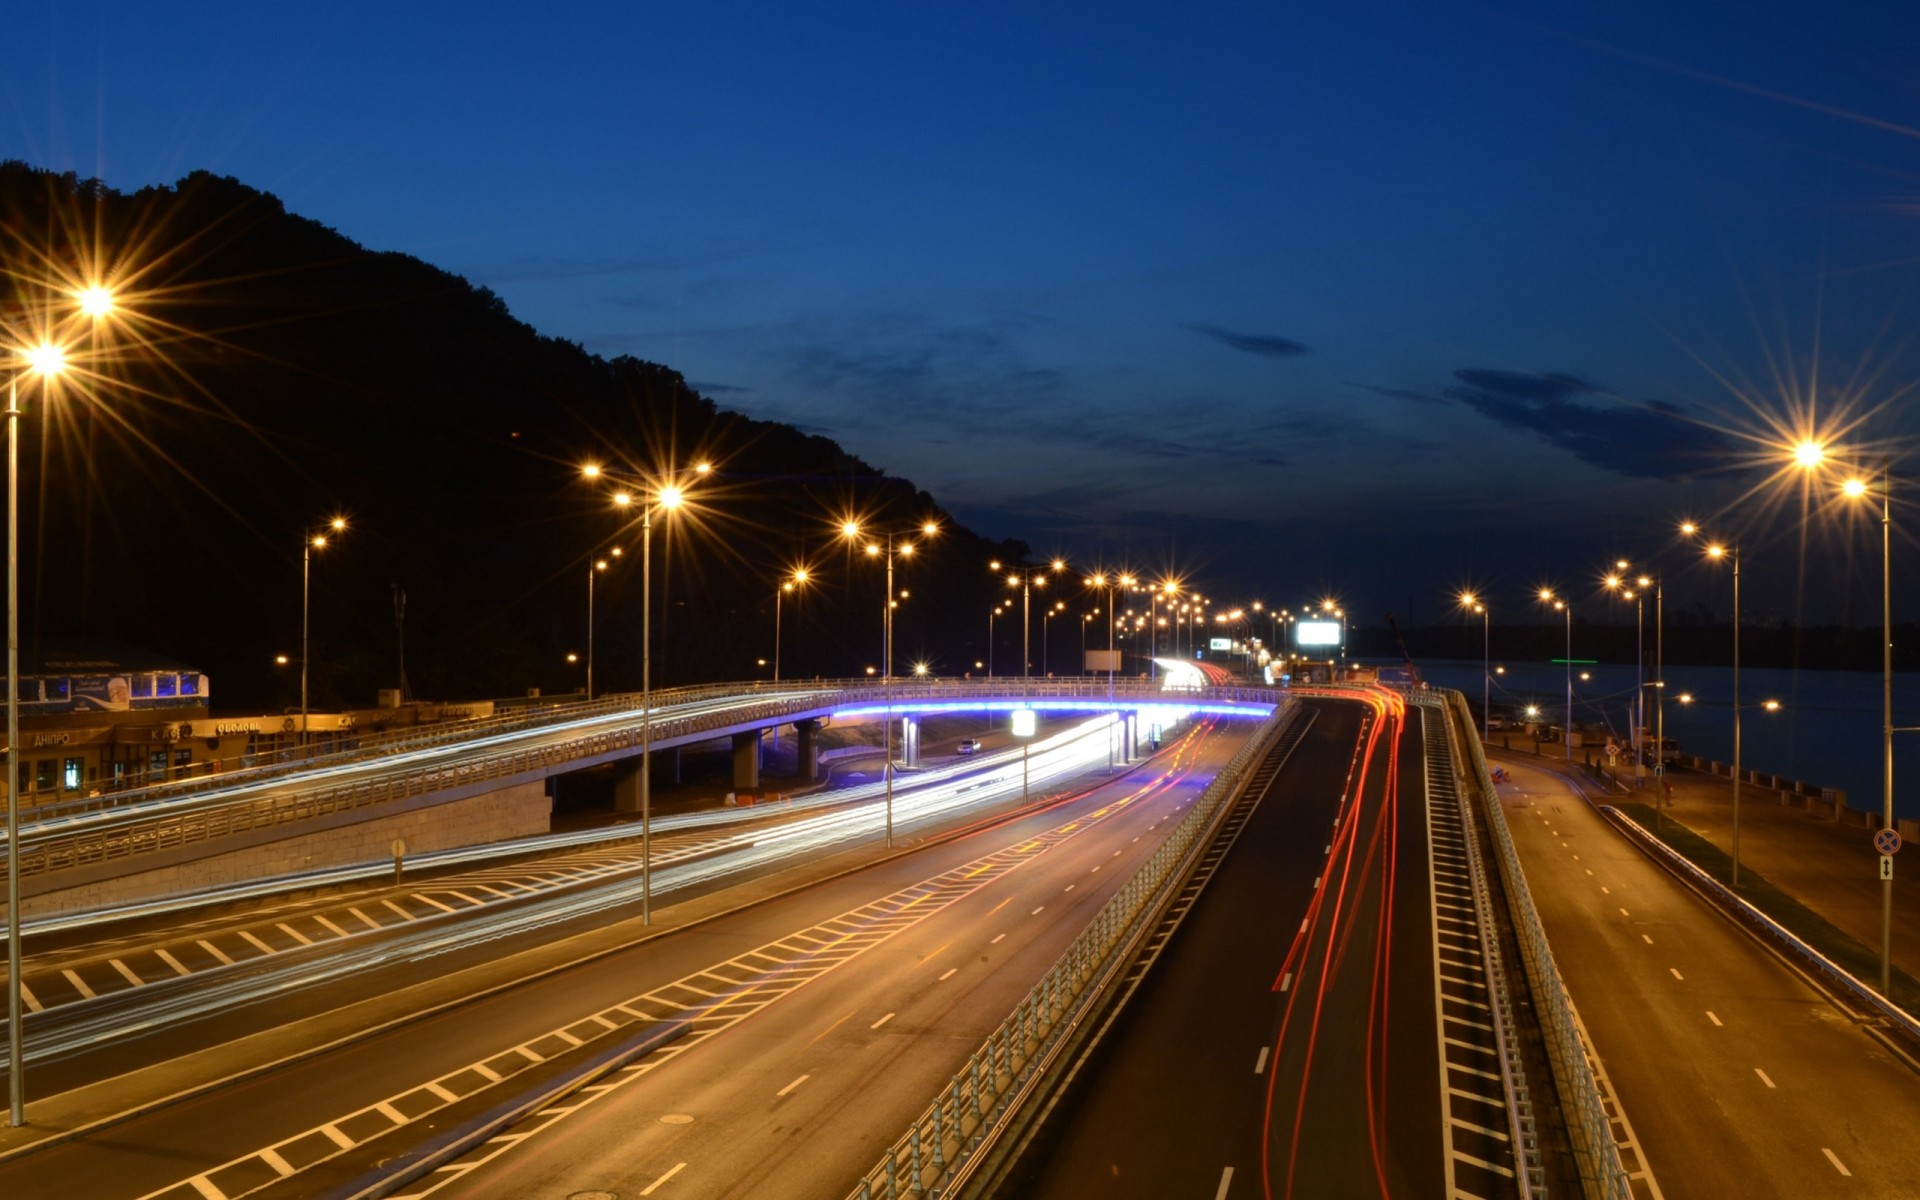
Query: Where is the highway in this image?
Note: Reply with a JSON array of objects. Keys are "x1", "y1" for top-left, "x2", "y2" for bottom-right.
[
  {"x1": 1498, "y1": 757, "x2": 1920, "y2": 1199},
  {"x1": 0, "y1": 721, "x2": 1251, "y2": 1199},
  {"x1": 1005, "y1": 692, "x2": 1517, "y2": 1199},
  {"x1": 0, "y1": 716, "x2": 1144, "y2": 1092}
]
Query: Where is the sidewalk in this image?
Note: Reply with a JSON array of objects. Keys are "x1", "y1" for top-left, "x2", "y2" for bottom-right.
[{"x1": 1488, "y1": 743, "x2": 1920, "y2": 984}]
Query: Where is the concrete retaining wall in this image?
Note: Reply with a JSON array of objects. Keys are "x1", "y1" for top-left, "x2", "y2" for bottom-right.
[{"x1": 18, "y1": 781, "x2": 550, "y2": 918}]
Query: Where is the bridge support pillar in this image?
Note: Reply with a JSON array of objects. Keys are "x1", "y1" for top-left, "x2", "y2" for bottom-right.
[
  {"x1": 794, "y1": 719, "x2": 821, "y2": 780},
  {"x1": 613, "y1": 755, "x2": 644, "y2": 814},
  {"x1": 732, "y1": 730, "x2": 763, "y2": 792},
  {"x1": 901, "y1": 714, "x2": 921, "y2": 767}
]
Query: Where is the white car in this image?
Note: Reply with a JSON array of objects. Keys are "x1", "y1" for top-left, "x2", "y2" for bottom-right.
[{"x1": 956, "y1": 738, "x2": 982, "y2": 755}]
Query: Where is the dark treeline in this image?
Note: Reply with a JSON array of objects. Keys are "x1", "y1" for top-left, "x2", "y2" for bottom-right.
[{"x1": 0, "y1": 163, "x2": 1036, "y2": 711}]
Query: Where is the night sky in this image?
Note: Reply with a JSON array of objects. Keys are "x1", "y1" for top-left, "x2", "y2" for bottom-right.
[{"x1": 11, "y1": 2, "x2": 1920, "y2": 624}]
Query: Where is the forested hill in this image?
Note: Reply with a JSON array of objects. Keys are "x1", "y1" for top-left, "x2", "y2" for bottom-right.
[{"x1": 0, "y1": 162, "x2": 1024, "y2": 710}]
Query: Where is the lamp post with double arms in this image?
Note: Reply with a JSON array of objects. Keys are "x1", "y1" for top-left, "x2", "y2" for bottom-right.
[
  {"x1": 591, "y1": 461, "x2": 708, "y2": 924},
  {"x1": 1538, "y1": 589, "x2": 1573, "y2": 762},
  {"x1": 773, "y1": 567, "x2": 809, "y2": 683},
  {"x1": 586, "y1": 546, "x2": 621, "y2": 701},
  {"x1": 1684, "y1": 524, "x2": 1743, "y2": 885},
  {"x1": 849, "y1": 519, "x2": 939, "y2": 846},
  {"x1": 993, "y1": 558, "x2": 1064, "y2": 677},
  {"x1": 1459, "y1": 591, "x2": 1489, "y2": 742}
]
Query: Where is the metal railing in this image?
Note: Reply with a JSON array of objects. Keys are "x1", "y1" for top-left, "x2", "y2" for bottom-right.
[
  {"x1": 1603, "y1": 805, "x2": 1920, "y2": 1042},
  {"x1": 8, "y1": 679, "x2": 1282, "y2": 883},
  {"x1": 846, "y1": 705, "x2": 1293, "y2": 1199},
  {"x1": 1442, "y1": 688, "x2": 1632, "y2": 1200},
  {"x1": 1416, "y1": 691, "x2": 1546, "y2": 1196}
]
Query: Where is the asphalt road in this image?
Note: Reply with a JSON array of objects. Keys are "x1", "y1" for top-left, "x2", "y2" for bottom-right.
[
  {"x1": 1007, "y1": 693, "x2": 1468, "y2": 1200},
  {"x1": 0, "y1": 723, "x2": 1249, "y2": 1200},
  {"x1": 1498, "y1": 757, "x2": 1920, "y2": 1199}
]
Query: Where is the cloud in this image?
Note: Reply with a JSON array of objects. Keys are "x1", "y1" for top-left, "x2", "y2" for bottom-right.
[
  {"x1": 1351, "y1": 382, "x2": 1449, "y2": 405},
  {"x1": 1444, "y1": 368, "x2": 1736, "y2": 480},
  {"x1": 1187, "y1": 324, "x2": 1310, "y2": 359}
]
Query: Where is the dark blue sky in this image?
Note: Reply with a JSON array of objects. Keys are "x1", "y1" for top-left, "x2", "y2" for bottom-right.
[{"x1": 12, "y1": 2, "x2": 1920, "y2": 624}]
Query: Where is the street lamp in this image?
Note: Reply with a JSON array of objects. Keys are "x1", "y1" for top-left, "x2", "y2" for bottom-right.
[
  {"x1": 1538, "y1": 588, "x2": 1572, "y2": 762},
  {"x1": 1603, "y1": 564, "x2": 1648, "y2": 788},
  {"x1": 849, "y1": 518, "x2": 940, "y2": 846},
  {"x1": 773, "y1": 566, "x2": 809, "y2": 683},
  {"x1": 1833, "y1": 463, "x2": 1906, "y2": 996},
  {"x1": 299, "y1": 517, "x2": 348, "y2": 746},
  {"x1": 1686, "y1": 525, "x2": 1744, "y2": 886},
  {"x1": 1459, "y1": 591, "x2": 1488, "y2": 742},
  {"x1": 593, "y1": 460, "x2": 708, "y2": 924},
  {"x1": 987, "y1": 602, "x2": 1008, "y2": 677},
  {"x1": 993, "y1": 557, "x2": 1065, "y2": 677},
  {"x1": 1041, "y1": 599, "x2": 1066, "y2": 676},
  {"x1": 6, "y1": 338, "x2": 74, "y2": 1126},
  {"x1": 585, "y1": 546, "x2": 622, "y2": 700}
]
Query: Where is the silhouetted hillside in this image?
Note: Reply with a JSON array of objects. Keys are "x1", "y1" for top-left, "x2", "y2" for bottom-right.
[{"x1": 0, "y1": 163, "x2": 1028, "y2": 710}]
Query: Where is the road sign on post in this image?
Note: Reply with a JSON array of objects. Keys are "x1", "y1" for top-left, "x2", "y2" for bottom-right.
[
  {"x1": 1874, "y1": 828, "x2": 1902, "y2": 857},
  {"x1": 1882, "y1": 855, "x2": 1895, "y2": 882}
]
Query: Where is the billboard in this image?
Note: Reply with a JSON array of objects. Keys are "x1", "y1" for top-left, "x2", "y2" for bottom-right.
[
  {"x1": 1209, "y1": 638, "x2": 1232, "y2": 651},
  {"x1": 1084, "y1": 650, "x2": 1123, "y2": 671},
  {"x1": 1295, "y1": 619, "x2": 1342, "y2": 647}
]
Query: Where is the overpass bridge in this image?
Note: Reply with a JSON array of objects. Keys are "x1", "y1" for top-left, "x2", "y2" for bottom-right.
[{"x1": 6, "y1": 678, "x2": 1281, "y2": 905}]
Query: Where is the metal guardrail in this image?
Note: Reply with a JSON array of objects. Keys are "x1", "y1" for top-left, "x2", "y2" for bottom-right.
[
  {"x1": 1602, "y1": 805, "x2": 1920, "y2": 1043},
  {"x1": 1442, "y1": 688, "x2": 1632, "y2": 1200},
  {"x1": 9, "y1": 679, "x2": 1283, "y2": 883},
  {"x1": 846, "y1": 705, "x2": 1293, "y2": 1199},
  {"x1": 1415, "y1": 691, "x2": 1546, "y2": 1196}
]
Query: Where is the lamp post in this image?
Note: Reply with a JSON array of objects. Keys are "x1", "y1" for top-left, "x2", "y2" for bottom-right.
[
  {"x1": 6, "y1": 341, "x2": 73, "y2": 1127},
  {"x1": 1603, "y1": 565, "x2": 1648, "y2": 787},
  {"x1": 592, "y1": 461, "x2": 708, "y2": 925},
  {"x1": 300, "y1": 517, "x2": 348, "y2": 747},
  {"x1": 994, "y1": 558, "x2": 1064, "y2": 677},
  {"x1": 1838, "y1": 466, "x2": 1902, "y2": 996},
  {"x1": 773, "y1": 567, "x2": 809, "y2": 683},
  {"x1": 586, "y1": 546, "x2": 621, "y2": 700},
  {"x1": 1459, "y1": 592, "x2": 1488, "y2": 742},
  {"x1": 988, "y1": 603, "x2": 1006, "y2": 677},
  {"x1": 851, "y1": 519, "x2": 939, "y2": 846},
  {"x1": 1041, "y1": 600, "x2": 1065, "y2": 676},
  {"x1": 1538, "y1": 589, "x2": 1573, "y2": 762},
  {"x1": 1685, "y1": 524, "x2": 1743, "y2": 886}
]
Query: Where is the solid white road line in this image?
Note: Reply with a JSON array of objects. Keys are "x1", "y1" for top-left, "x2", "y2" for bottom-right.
[
  {"x1": 1254, "y1": 1047, "x2": 1270, "y2": 1075},
  {"x1": 871, "y1": 1012, "x2": 895, "y2": 1029},
  {"x1": 109, "y1": 959, "x2": 144, "y2": 987},
  {"x1": 197, "y1": 939, "x2": 235, "y2": 966},
  {"x1": 155, "y1": 948, "x2": 192, "y2": 977},
  {"x1": 1755, "y1": 1068, "x2": 1776, "y2": 1089},
  {"x1": 1706, "y1": 1011, "x2": 1722, "y2": 1026},
  {"x1": 777, "y1": 1074, "x2": 810, "y2": 1096},
  {"x1": 1641, "y1": 934, "x2": 1654, "y2": 945},
  {"x1": 939, "y1": 968, "x2": 958, "y2": 981},
  {"x1": 990, "y1": 933, "x2": 1006, "y2": 944},
  {"x1": 1031, "y1": 906, "x2": 1045, "y2": 915},
  {"x1": 1215, "y1": 1165, "x2": 1234, "y2": 1198},
  {"x1": 1669, "y1": 968, "x2": 1684, "y2": 981},
  {"x1": 1822, "y1": 1148, "x2": 1852, "y2": 1176}
]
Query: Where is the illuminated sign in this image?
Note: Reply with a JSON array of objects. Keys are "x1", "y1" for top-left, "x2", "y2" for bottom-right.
[
  {"x1": 1296, "y1": 619, "x2": 1342, "y2": 647},
  {"x1": 1011, "y1": 708, "x2": 1037, "y2": 737},
  {"x1": 1209, "y1": 638, "x2": 1232, "y2": 651}
]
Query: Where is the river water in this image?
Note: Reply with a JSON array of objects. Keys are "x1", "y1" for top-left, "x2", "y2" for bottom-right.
[{"x1": 1366, "y1": 656, "x2": 1920, "y2": 821}]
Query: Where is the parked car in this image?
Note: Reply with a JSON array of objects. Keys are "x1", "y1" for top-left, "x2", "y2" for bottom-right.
[{"x1": 956, "y1": 738, "x2": 981, "y2": 755}]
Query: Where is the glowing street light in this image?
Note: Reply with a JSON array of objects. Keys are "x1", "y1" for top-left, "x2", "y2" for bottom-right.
[
  {"x1": 848, "y1": 517, "x2": 940, "y2": 846},
  {"x1": 1458, "y1": 590, "x2": 1489, "y2": 742},
  {"x1": 299, "y1": 517, "x2": 348, "y2": 745},
  {"x1": 1538, "y1": 587, "x2": 1572, "y2": 761},
  {"x1": 585, "y1": 546, "x2": 623, "y2": 700},
  {"x1": 1685, "y1": 523, "x2": 1745, "y2": 885},
  {"x1": 588, "y1": 461, "x2": 705, "y2": 924},
  {"x1": 773, "y1": 566, "x2": 810, "y2": 683},
  {"x1": 994, "y1": 557, "x2": 1065, "y2": 678}
]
